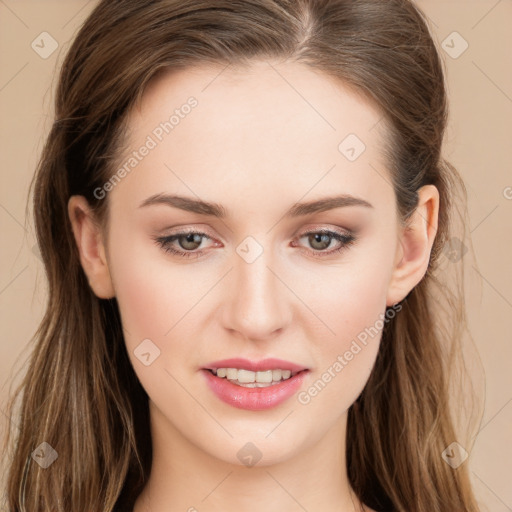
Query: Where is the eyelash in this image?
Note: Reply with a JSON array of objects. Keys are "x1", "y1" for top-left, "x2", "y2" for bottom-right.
[{"x1": 153, "y1": 228, "x2": 357, "y2": 260}]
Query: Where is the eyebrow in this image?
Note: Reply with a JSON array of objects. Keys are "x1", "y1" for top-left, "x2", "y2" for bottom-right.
[{"x1": 139, "y1": 193, "x2": 373, "y2": 218}]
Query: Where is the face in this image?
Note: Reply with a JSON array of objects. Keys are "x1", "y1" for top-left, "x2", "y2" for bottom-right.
[{"x1": 99, "y1": 60, "x2": 403, "y2": 465}]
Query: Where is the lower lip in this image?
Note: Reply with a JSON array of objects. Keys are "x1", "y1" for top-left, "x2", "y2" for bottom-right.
[{"x1": 202, "y1": 369, "x2": 308, "y2": 411}]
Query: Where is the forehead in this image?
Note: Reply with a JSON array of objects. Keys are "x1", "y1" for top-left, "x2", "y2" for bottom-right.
[
  {"x1": 111, "y1": 60, "x2": 394, "y2": 216},
  {"x1": 130, "y1": 59, "x2": 386, "y2": 151}
]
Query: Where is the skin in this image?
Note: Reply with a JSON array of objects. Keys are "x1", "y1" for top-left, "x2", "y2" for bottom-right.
[{"x1": 68, "y1": 60, "x2": 439, "y2": 512}]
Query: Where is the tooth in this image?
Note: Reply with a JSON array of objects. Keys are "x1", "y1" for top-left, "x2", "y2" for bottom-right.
[
  {"x1": 272, "y1": 369, "x2": 282, "y2": 381},
  {"x1": 237, "y1": 369, "x2": 256, "y2": 383},
  {"x1": 226, "y1": 368, "x2": 238, "y2": 380},
  {"x1": 255, "y1": 370, "x2": 273, "y2": 383},
  {"x1": 213, "y1": 367, "x2": 296, "y2": 383},
  {"x1": 241, "y1": 381, "x2": 277, "y2": 388}
]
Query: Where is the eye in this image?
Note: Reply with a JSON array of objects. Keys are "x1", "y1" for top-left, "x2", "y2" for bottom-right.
[
  {"x1": 153, "y1": 230, "x2": 215, "y2": 259},
  {"x1": 153, "y1": 227, "x2": 357, "y2": 260},
  {"x1": 293, "y1": 229, "x2": 356, "y2": 257}
]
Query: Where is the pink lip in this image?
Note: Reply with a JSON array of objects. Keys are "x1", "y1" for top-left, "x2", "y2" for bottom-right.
[
  {"x1": 201, "y1": 368, "x2": 309, "y2": 411},
  {"x1": 203, "y1": 357, "x2": 307, "y2": 373}
]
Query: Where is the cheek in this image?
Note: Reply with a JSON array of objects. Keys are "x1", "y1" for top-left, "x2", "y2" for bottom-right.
[
  {"x1": 295, "y1": 297, "x2": 385, "y2": 426},
  {"x1": 108, "y1": 226, "x2": 207, "y2": 339},
  {"x1": 106, "y1": 230, "x2": 213, "y2": 397},
  {"x1": 296, "y1": 242, "x2": 395, "y2": 408},
  {"x1": 108, "y1": 241, "x2": 212, "y2": 423},
  {"x1": 302, "y1": 236, "x2": 394, "y2": 346}
]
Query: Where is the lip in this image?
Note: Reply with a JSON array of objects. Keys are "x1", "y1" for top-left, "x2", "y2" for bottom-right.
[
  {"x1": 201, "y1": 368, "x2": 309, "y2": 411},
  {"x1": 203, "y1": 357, "x2": 307, "y2": 373}
]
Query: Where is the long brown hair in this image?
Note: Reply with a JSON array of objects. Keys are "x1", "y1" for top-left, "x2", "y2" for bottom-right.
[{"x1": 2, "y1": 1, "x2": 482, "y2": 510}]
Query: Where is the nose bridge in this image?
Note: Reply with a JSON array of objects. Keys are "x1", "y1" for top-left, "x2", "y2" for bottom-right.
[{"x1": 222, "y1": 239, "x2": 290, "y2": 340}]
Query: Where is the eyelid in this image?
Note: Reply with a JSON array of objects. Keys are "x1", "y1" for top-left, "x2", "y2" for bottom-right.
[
  {"x1": 158, "y1": 226, "x2": 219, "y2": 244},
  {"x1": 296, "y1": 223, "x2": 354, "y2": 237}
]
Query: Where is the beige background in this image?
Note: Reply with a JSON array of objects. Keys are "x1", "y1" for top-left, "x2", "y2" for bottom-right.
[{"x1": 0, "y1": 1, "x2": 510, "y2": 510}]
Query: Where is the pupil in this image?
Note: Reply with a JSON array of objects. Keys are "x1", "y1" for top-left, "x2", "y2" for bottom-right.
[
  {"x1": 310, "y1": 233, "x2": 330, "y2": 250},
  {"x1": 181, "y1": 233, "x2": 201, "y2": 250}
]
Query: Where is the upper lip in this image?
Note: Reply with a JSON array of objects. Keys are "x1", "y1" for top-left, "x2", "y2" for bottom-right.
[{"x1": 203, "y1": 358, "x2": 308, "y2": 373}]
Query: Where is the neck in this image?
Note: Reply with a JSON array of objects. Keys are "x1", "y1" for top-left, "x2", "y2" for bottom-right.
[{"x1": 134, "y1": 401, "x2": 365, "y2": 512}]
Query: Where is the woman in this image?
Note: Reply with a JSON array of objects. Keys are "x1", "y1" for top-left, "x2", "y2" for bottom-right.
[{"x1": 2, "y1": 0, "x2": 482, "y2": 510}]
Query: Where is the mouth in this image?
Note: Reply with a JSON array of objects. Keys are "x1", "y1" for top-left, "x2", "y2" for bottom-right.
[
  {"x1": 204, "y1": 367, "x2": 304, "y2": 388},
  {"x1": 201, "y1": 358, "x2": 310, "y2": 410}
]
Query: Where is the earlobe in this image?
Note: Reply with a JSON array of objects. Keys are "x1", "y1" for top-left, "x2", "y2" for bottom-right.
[
  {"x1": 67, "y1": 195, "x2": 115, "y2": 299},
  {"x1": 386, "y1": 185, "x2": 439, "y2": 306}
]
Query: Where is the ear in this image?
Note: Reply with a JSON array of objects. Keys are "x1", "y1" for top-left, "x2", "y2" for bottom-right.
[
  {"x1": 386, "y1": 185, "x2": 439, "y2": 306},
  {"x1": 68, "y1": 195, "x2": 115, "y2": 299}
]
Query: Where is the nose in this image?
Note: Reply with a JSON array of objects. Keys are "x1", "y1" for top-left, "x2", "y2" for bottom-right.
[{"x1": 221, "y1": 246, "x2": 292, "y2": 342}]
